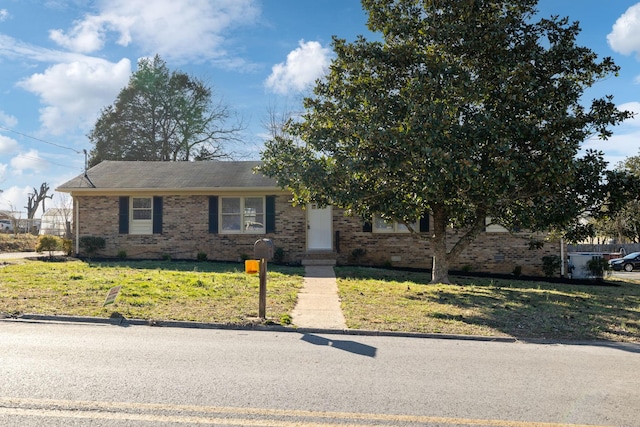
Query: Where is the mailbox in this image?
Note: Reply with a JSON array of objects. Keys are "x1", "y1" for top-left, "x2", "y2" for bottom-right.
[{"x1": 254, "y1": 238, "x2": 273, "y2": 261}]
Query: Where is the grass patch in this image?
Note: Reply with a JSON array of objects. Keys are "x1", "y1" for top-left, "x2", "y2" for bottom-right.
[
  {"x1": 2, "y1": 258, "x2": 639, "y2": 343},
  {"x1": 336, "y1": 266, "x2": 640, "y2": 343},
  {"x1": 0, "y1": 259, "x2": 304, "y2": 325}
]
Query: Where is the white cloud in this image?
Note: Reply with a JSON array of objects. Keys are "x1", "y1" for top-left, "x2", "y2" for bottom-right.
[
  {"x1": 0, "y1": 163, "x2": 6, "y2": 183},
  {"x1": 0, "y1": 135, "x2": 19, "y2": 155},
  {"x1": 618, "y1": 102, "x2": 640, "y2": 127},
  {"x1": 49, "y1": 0, "x2": 260, "y2": 64},
  {"x1": 11, "y1": 149, "x2": 48, "y2": 175},
  {"x1": 0, "y1": 185, "x2": 32, "y2": 216},
  {"x1": 0, "y1": 110, "x2": 18, "y2": 128},
  {"x1": 50, "y1": 14, "x2": 130, "y2": 53},
  {"x1": 607, "y1": 3, "x2": 640, "y2": 57},
  {"x1": 265, "y1": 40, "x2": 332, "y2": 95},
  {"x1": 0, "y1": 34, "x2": 92, "y2": 63},
  {"x1": 17, "y1": 58, "x2": 131, "y2": 135},
  {"x1": 0, "y1": 9, "x2": 9, "y2": 22}
]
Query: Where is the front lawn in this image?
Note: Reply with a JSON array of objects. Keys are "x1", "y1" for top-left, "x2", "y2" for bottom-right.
[
  {"x1": 1, "y1": 258, "x2": 638, "y2": 342},
  {"x1": 0, "y1": 259, "x2": 304, "y2": 325},
  {"x1": 336, "y1": 267, "x2": 640, "y2": 342}
]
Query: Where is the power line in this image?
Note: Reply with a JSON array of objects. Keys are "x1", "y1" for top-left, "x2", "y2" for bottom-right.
[
  {"x1": 0, "y1": 125, "x2": 83, "y2": 154},
  {"x1": 15, "y1": 153, "x2": 76, "y2": 169}
]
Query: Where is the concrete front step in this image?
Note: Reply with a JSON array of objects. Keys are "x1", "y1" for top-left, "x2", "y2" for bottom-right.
[{"x1": 300, "y1": 250, "x2": 337, "y2": 266}]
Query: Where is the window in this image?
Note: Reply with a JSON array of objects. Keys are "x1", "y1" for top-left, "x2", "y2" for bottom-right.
[
  {"x1": 221, "y1": 197, "x2": 265, "y2": 233},
  {"x1": 373, "y1": 216, "x2": 416, "y2": 233},
  {"x1": 119, "y1": 196, "x2": 162, "y2": 235},
  {"x1": 130, "y1": 197, "x2": 153, "y2": 234},
  {"x1": 132, "y1": 197, "x2": 152, "y2": 220}
]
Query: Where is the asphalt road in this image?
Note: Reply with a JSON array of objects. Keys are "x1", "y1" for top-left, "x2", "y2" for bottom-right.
[{"x1": 1, "y1": 320, "x2": 639, "y2": 427}]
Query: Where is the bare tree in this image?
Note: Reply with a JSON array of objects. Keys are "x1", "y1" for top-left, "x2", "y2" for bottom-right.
[
  {"x1": 24, "y1": 183, "x2": 53, "y2": 234},
  {"x1": 6, "y1": 202, "x2": 21, "y2": 236},
  {"x1": 54, "y1": 192, "x2": 73, "y2": 238}
]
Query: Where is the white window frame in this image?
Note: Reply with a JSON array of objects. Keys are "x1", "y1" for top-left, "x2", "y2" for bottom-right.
[
  {"x1": 372, "y1": 215, "x2": 417, "y2": 233},
  {"x1": 220, "y1": 196, "x2": 265, "y2": 234},
  {"x1": 130, "y1": 197, "x2": 153, "y2": 235}
]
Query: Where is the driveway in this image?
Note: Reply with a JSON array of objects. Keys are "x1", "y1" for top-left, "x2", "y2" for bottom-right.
[
  {"x1": 0, "y1": 251, "x2": 65, "y2": 259},
  {"x1": 611, "y1": 270, "x2": 640, "y2": 280}
]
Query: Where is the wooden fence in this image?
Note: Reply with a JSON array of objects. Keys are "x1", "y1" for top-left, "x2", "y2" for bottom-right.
[{"x1": 568, "y1": 243, "x2": 640, "y2": 254}]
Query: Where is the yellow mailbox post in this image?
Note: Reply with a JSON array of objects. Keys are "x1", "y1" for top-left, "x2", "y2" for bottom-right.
[{"x1": 246, "y1": 239, "x2": 273, "y2": 319}]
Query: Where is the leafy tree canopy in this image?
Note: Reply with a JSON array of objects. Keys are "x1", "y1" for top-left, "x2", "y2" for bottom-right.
[
  {"x1": 88, "y1": 55, "x2": 243, "y2": 167},
  {"x1": 260, "y1": 0, "x2": 632, "y2": 283},
  {"x1": 592, "y1": 153, "x2": 640, "y2": 243}
]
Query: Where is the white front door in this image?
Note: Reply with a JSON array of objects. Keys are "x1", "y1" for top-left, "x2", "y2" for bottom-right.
[{"x1": 307, "y1": 204, "x2": 332, "y2": 250}]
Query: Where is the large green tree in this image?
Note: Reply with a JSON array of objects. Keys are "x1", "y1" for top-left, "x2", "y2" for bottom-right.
[
  {"x1": 88, "y1": 55, "x2": 243, "y2": 166},
  {"x1": 260, "y1": 0, "x2": 631, "y2": 283}
]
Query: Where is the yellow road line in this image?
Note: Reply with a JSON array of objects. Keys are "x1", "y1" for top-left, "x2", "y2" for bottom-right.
[{"x1": 0, "y1": 397, "x2": 614, "y2": 427}]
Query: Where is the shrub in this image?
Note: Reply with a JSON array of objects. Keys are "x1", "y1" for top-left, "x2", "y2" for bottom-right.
[
  {"x1": 117, "y1": 250, "x2": 127, "y2": 259},
  {"x1": 79, "y1": 236, "x2": 106, "y2": 257},
  {"x1": 350, "y1": 248, "x2": 367, "y2": 263},
  {"x1": 541, "y1": 255, "x2": 562, "y2": 277},
  {"x1": 273, "y1": 247, "x2": 285, "y2": 264},
  {"x1": 197, "y1": 252, "x2": 208, "y2": 262},
  {"x1": 61, "y1": 239, "x2": 73, "y2": 256},
  {"x1": 585, "y1": 257, "x2": 611, "y2": 281},
  {"x1": 36, "y1": 235, "x2": 62, "y2": 257},
  {"x1": 512, "y1": 265, "x2": 522, "y2": 277}
]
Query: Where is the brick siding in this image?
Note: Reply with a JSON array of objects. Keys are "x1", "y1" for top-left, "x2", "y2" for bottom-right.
[{"x1": 73, "y1": 194, "x2": 562, "y2": 275}]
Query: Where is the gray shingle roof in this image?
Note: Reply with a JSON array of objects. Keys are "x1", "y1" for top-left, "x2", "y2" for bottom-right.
[{"x1": 57, "y1": 161, "x2": 278, "y2": 191}]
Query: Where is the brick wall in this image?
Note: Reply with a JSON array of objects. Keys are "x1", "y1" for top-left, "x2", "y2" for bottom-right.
[
  {"x1": 331, "y1": 210, "x2": 561, "y2": 275},
  {"x1": 73, "y1": 194, "x2": 561, "y2": 275}
]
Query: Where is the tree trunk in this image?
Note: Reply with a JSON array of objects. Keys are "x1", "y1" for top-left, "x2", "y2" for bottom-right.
[{"x1": 431, "y1": 204, "x2": 450, "y2": 284}]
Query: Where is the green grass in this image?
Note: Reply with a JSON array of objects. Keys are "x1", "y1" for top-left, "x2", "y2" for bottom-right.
[
  {"x1": 335, "y1": 266, "x2": 640, "y2": 342},
  {"x1": 1, "y1": 258, "x2": 639, "y2": 342},
  {"x1": 0, "y1": 259, "x2": 304, "y2": 325}
]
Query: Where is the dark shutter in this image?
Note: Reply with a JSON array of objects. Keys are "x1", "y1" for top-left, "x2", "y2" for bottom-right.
[
  {"x1": 362, "y1": 219, "x2": 372, "y2": 232},
  {"x1": 153, "y1": 196, "x2": 163, "y2": 234},
  {"x1": 265, "y1": 196, "x2": 276, "y2": 233},
  {"x1": 119, "y1": 197, "x2": 129, "y2": 234},
  {"x1": 208, "y1": 196, "x2": 218, "y2": 234},
  {"x1": 419, "y1": 215, "x2": 429, "y2": 232}
]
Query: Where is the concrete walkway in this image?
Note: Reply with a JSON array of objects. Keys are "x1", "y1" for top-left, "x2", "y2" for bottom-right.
[{"x1": 291, "y1": 265, "x2": 347, "y2": 330}]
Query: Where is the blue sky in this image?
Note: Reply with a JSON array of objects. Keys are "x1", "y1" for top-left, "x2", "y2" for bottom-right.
[{"x1": 1, "y1": 0, "x2": 639, "y2": 217}]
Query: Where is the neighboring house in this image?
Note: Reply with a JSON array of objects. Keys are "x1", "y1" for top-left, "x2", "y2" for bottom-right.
[
  {"x1": 40, "y1": 208, "x2": 72, "y2": 237},
  {"x1": 56, "y1": 160, "x2": 562, "y2": 275}
]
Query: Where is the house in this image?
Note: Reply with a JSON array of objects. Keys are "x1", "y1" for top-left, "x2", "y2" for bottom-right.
[
  {"x1": 56, "y1": 160, "x2": 562, "y2": 275},
  {"x1": 40, "y1": 208, "x2": 72, "y2": 237}
]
